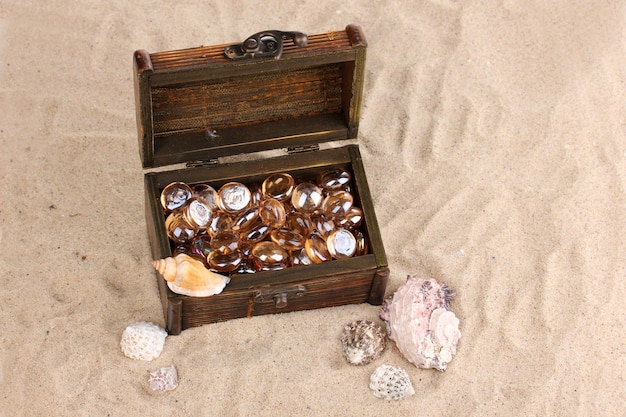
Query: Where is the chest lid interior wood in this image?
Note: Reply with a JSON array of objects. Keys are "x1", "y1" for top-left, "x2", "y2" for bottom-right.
[{"x1": 134, "y1": 24, "x2": 368, "y2": 169}]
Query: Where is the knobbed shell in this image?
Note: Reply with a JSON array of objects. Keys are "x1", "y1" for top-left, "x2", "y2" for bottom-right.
[
  {"x1": 380, "y1": 276, "x2": 461, "y2": 371},
  {"x1": 152, "y1": 253, "x2": 230, "y2": 297},
  {"x1": 120, "y1": 322, "x2": 167, "y2": 361},
  {"x1": 148, "y1": 365, "x2": 179, "y2": 393},
  {"x1": 369, "y1": 364, "x2": 415, "y2": 401},
  {"x1": 340, "y1": 320, "x2": 387, "y2": 365}
]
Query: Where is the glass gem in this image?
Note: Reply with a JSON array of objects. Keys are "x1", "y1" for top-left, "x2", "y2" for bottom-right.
[
  {"x1": 182, "y1": 197, "x2": 213, "y2": 229},
  {"x1": 160, "y1": 182, "x2": 193, "y2": 211},
  {"x1": 250, "y1": 241, "x2": 289, "y2": 271},
  {"x1": 192, "y1": 184, "x2": 219, "y2": 211},
  {"x1": 250, "y1": 184, "x2": 264, "y2": 207},
  {"x1": 334, "y1": 206, "x2": 363, "y2": 230},
  {"x1": 240, "y1": 219, "x2": 271, "y2": 243},
  {"x1": 208, "y1": 210, "x2": 233, "y2": 237},
  {"x1": 322, "y1": 191, "x2": 354, "y2": 219},
  {"x1": 209, "y1": 230, "x2": 239, "y2": 254},
  {"x1": 231, "y1": 206, "x2": 260, "y2": 234},
  {"x1": 318, "y1": 168, "x2": 352, "y2": 191},
  {"x1": 354, "y1": 229, "x2": 369, "y2": 256},
  {"x1": 285, "y1": 211, "x2": 314, "y2": 237},
  {"x1": 258, "y1": 198, "x2": 287, "y2": 228},
  {"x1": 291, "y1": 248, "x2": 314, "y2": 267},
  {"x1": 304, "y1": 234, "x2": 332, "y2": 264},
  {"x1": 207, "y1": 249, "x2": 243, "y2": 272},
  {"x1": 310, "y1": 212, "x2": 336, "y2": 238},
  {"x1": 189, "y1": 234, "x2": 213, "y2": 258},
  {"x1": 262, "y1": 173, "x2": 295, "y2": 202},
  {"x1": 291, "y1": 182, "x2": 324, "y2": 213},
  {"x1": 165, "y1": 211, "x2": 196, "y2": 243},
  {"x1": 270, "y1": 228, "x2": 306, "y2": 251},
  {"x1": 218, "y1": 182, "x2": 251, "y2": 213},
  {"x1": 326, "y1": 228, "x2": 357, "y2": 259}
]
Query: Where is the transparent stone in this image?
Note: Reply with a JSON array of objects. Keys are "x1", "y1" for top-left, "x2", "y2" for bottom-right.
[
  {"x1": 291, "y1": 248, "x2": 314, "y2": 267},
  {"x1": 182, "y1": 197, "x2": 213, "y2": 229},
  {"x1": 310, "y1": 212, "x2": 336, "y2": 238},
  {"x1": 192, "y1": 184, "x2": 219, "y2": 211},
  {"x1": 262, "y1": 173, "x2": 295, "y2": 202},
  {"x1": 218, "y1": 182, "x2": 251, "y2": 213},
  {"x1": 270, "y1": 228, "x2": 306, "y2": 251},
  {"x1": 208, "y1": 210, "x2": 233, "y2": 237},
  {"x1": 291, "y1": 182, "x2": 324, "y2": 213},
  {"x1": 210, "y1": 230, "x2": 239, "y2": 254},
  {"x1": 249, "y1": 184, "x2": 264, "y2": 207},
  {"x1": 326, "y1": 228, "x2": 357, "y2": 259},
  {"x1": 240, "y1": 219, "x2": 271, "y2": 243},
  {"x1": 304, "y1": 234, "x2": 332, "y2": 264},
  {"x1": 258, "y1": 198, "x2": 287, "y2": 228},
  {"x1": 190, "y1": 234, "x2": 213, "y2": 258},
  {"x1": 251, "y1": 241, "x2": 289, "y2": 271},
  {"x1": 318, "y1": 168, "x2": 352, "y2": 191},
  {"x1": 231, "y1": 206, "x2": 260, "y2": 234},
  {"x1": 322, "y1": 191, "x2": 354, "y2": 219},
  {"x1": 165, "y1": 210, "x2": 196, "y2": 243},
  {"x1": 207, "y1": 249, "x2": 243, "y2": 272},
  {"x1": 285, "y1": 212, "x2": 313, "y2": 237},
  {"x1": 334, "y1": 206, "x2": 363, "y2": 230},
  {"x1": 160, "y1": 182, "x2": 193, "y2": 211},
  {"x1": 354, "y1": 229, "x2": 369, "y2": 256}
]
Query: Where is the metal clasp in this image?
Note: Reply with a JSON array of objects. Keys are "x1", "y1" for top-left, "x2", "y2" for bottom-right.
[
  {"x1": 254, "y1": 285, "x2": 306, "y2": 308},
  {"x1": 224, "y1": 30, "x2": 308, "y2": 60}
]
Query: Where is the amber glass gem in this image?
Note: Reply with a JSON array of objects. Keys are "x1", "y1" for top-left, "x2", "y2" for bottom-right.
[
  {"x1": 334, "y1": 206, "x2": 363, "y2": 229},
  {"x1": 231, "y1": 206, "x2": 260, "y2": 234},
  {"x1": 240, "y1": 219, "x2": 271, "y2": 243},
  {"x1": 354, "y1": 230, "x2": 369, "y2": 256},
  {"x1": 165, "y1": 211, "x2": 196, "y2": 243},
  {"x1": 304, "y1": 234, "x2": 332, "y2": 263},
  {"x1": 291, "y1": 248, "x2": 313, "y2": 267},
  {"x1": 310, "y1": 212, "x2": 336, "y2": 238},
  {"x1": 258, "y1": 198, "x2": 287, "y2": 228},
  {"x1": 291, "y1": 182, "x2": 324, "y2": 213},
  {"x1": 190, "y1": 234, "x2": 212, "y2": 258},
  {"x1": 160, "y1": 182, "x2": 193, "y2": 211},
  {"x1": 262, "y1": 173, "x2": 295, "y2": 202},
  {"x1": 326, "y1": 228, "x2": 357, "y2": 259},
  {"x1": 207, "y1": 250, "x2": 243, "y2": 272},
  {"x1": 210, "y1": 230, "x2": 239, "y2": 254},
  {"x1": 318, "y1": 168, "x2": 352, "y2": 191},
  {"x1": 182, "y1": 197, "x2": 213, "y2": 229},
  {"x1": 218, "y1": 182, "x2": 252, "y2": 213},
  {"x1": 270, "y1": 228, "x2": 306, "y2": 251},
  {"x1": 208, "y1": 210, "x2": 233, "y2": 237},
  {"x1": 192, "y1": 184, "x2": 219, "y2": 211},
  {"x1": 250, "y1": 241, "x2": 289, "y2": 271},
  {"x1": 322, "y1": 191, "x2": 354, "y2": 219},
  {"x1": 285, "y1": 211, "x2": 313, "y2": 237},
  {"x1": 250, "y1": 184, "x2": 264, "y2": 207}
]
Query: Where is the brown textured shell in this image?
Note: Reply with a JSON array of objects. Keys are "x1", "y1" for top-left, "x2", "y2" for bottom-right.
[{"x1": 340, "y1": 320, "x2": 387, "y2": 365}]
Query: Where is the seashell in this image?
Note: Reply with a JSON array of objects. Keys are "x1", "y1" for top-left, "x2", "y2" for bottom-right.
[
  {"x1": 340, "y1": 320, "x2": 387, "y2": 365},
  {"x1": 380, "y1": 276, "x2": 461, "y2": 372},
  {"x1": 369, "y1": 364, "x2": 415, "y2": 401},
  {"x1": 120, "y1": 322, "x2": 167, "y2": 361},
  {"x1": 152, "y1": 253, "x2": 230, "y2": 297},
  {"x1": 148, "y1": 364, "x2": 179, "y2": 393}
]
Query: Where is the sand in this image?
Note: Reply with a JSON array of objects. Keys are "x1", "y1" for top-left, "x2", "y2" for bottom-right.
[{"x1": 1, "y1": 1, "x2": 624, "y2": 416}]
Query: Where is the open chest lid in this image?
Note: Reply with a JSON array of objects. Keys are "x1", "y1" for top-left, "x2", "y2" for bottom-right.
[{"x1": 134, "y1": 24, "x2": 367, "y2": 169}]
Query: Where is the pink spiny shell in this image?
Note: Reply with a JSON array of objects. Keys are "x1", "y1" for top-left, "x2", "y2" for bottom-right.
[{"x1": 380, "y1": 276, "x2": 461, "y2": 371}]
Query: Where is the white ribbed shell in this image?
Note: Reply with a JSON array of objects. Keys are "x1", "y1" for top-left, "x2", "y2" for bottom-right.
[{"x1": 120, "y1": 322, "x2": 167, "y2": 361}]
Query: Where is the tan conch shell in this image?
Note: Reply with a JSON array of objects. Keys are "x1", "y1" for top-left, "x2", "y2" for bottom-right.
[{"x1": 151, "y1": 254, "x2": 230, "y2": 297}]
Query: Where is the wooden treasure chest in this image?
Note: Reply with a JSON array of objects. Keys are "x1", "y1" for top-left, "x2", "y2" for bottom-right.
[{"x1": 134, "y1": 24, "x2": 389, "y2": 335}]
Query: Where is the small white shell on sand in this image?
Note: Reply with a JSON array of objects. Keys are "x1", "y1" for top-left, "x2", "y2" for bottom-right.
[
  {"x1": 148, "y1": 365, "x2": 179, "y2": 393},
  {"x1": 120, "y1": 322, "x2": 167, "y2": 361},
  {"x1": 369, "y1": 364, "x2": 415, "y2": 401},
  {"x1": 340, "y1": 320, "x2": 387, "y2": 365}
]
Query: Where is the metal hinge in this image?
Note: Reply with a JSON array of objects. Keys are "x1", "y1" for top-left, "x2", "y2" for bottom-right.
[
  {"x1": 287, "y1": 144, "x2": 320, "y2": 154},
  {"x1": 185, "y1": 159, "x2": 219, "y2": 168}
]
